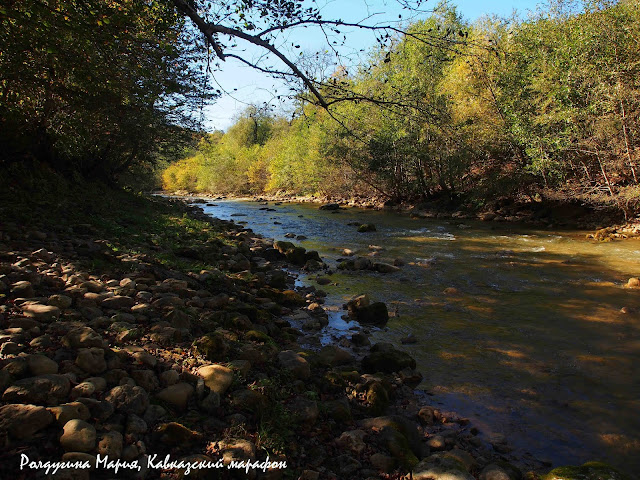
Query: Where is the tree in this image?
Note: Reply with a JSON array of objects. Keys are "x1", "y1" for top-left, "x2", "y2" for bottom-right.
[
  {"x1": 0, "y1": 1, "x2": 211, "y2": 179},
  {"x1": 168, "y1": 0, "x2": 463, "y2": 111}
]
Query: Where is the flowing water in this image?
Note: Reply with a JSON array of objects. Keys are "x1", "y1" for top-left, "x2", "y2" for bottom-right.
[{"x1": 193, "y1": 197, "x2": 640, "y2": 476}]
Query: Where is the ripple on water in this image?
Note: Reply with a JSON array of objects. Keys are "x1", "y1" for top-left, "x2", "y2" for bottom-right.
[{"x1": 189, "y1": 197, "x2": 640, "y2": 477}]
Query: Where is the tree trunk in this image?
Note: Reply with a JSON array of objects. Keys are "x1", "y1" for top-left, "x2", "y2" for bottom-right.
[{"x1": 596, "y1": 149, "x2": 614, "y2": 197}]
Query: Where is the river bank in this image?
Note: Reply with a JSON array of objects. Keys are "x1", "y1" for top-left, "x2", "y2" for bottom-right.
[
  {"x1": 0, "y1": 180, "x2": 634, "y2": 479},
  {"x1": 166, "y1": 190, "x2": 640, "y2": 240}
]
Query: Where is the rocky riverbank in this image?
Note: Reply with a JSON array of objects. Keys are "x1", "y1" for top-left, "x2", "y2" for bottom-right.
[
  {"x1": 0, "y1": 185, "x2": 633, "y2": 480},
  {"x1": 167, "y1": 191, "x2": 640, "y2": 239}
]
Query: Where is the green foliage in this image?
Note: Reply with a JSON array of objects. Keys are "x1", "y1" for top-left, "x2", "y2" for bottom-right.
[
  {"x1": 161, "y1": 0, "x2": 640, "y2": 213},
  {"x1": 162, "y1": 106, "x2": 360, "y2": 197},
  {"x1": 0, "y1": 0, "x2": 211, "y2": 181}
]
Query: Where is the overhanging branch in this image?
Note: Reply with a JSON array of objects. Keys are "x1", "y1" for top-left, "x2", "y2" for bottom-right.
[{"x1": 170, "y1": 0, "x2": 329, "y2": 108}]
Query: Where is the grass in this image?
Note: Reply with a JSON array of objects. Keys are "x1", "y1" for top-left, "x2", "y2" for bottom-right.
[{"x1": 0, "y1": 162, "x2": 237, "y2": 275}]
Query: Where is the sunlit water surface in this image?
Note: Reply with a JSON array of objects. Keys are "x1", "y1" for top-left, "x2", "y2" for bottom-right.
[{"x1": 193, "y1": 198, "x2": 640, "y2": 476}]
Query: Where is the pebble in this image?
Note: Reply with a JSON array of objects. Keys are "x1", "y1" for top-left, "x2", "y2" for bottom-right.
[
  {"x1": 75, "y1": 348, "x2": 107, "y2": 374},
  {"x1": 60, "y1": 419, "x2": 97, "y2": 452},
  {"x1": 0, "y1": 403, "x2": 54, "y2": 439},
  {"x1": 277, "y1": 350, "x2": 310, "y2": 379},
  {"x1": 159, "y1": 369, "x2": 180, "y2": 386},
  {"x1": 21, "y1": 303, "x2": 60, "y2": 321},
  {"x1": 2, "y1": 374, "x2": 71, "y2": 405},
  {"x1": 48, "y1": 402, "x2": 91, "y2": 425},
  {"x1": 155, "y1": 383, "x2": 194, "y2": 410},
  {"x1": 197, "y1": 365, "x2": 234, "y2": 394},
  {"x1": 105, "y1": 385, "x2": 149, "y2": 415},
  {"x1": 97, "y1": 431, "x2": 123, "y2": 458}
]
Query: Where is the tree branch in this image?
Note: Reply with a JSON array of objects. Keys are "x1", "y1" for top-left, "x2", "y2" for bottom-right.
[{"x1": 170, "y1": 0, "x2": 329, "y2": 108}]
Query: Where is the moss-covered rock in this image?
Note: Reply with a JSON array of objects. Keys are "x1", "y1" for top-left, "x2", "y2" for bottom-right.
[
  {"x1": 245, "y1": 330, "x2": 275, "y2": 345},
  {"x1": 304, "y1": 259, "x2": 323, "y2": 271},
  {"x1": 315, "y1": 345, "x2": 355, "y2": 367},
  {"x1": 480, "y1": 462, "x2": 523, "y2": 480},
  {"x1": 155, "y1": 422, "x2": 202, "y2": 447},
  {"x1": 266, "y1": 270, "x2": 287, "y2": 289},
  {"x1": 305, "y1": 250, "x2": 322, "y2": 262},
  {"x1": 273, "y1": 240, "x2": 296, "y2": 254},
  {"x1": 412, "y1": 453, "x2": 474, "y2": 480},
  {"x1": 231, "y1": 301, "x2": 259, "y2": 321},
  {"x1": 230, "y1": 313, "x2": 256, "y2": 330},
  {"x1": 366, "y1": 381, "x2": 390, "y2": 415},
  {"x1": 323, "y1": 397, "x2": 352, "y2": 422},
  {"x1": 284, "y1": 246, "x2": 307, "y2": 265},
  {"x1": 542, "y1": 462, "x2": 631, "y2": 480},
  {"x1": 193, "y1": 332, "x2": 229, "y2": 361},
  {"x1": 362, "y1": 348, "x2": 416, "y2": 373},
  {"x1": 337, "y1": 259, "x2": 355, "y2": 270},
  {"x1": 354, "y1": 301, "x2": 389, "y2": 326},
  {"x1": 321, "y1": 371, "x2": 348, "y2": 392},
  {"x1": 357, "y1": 223, "x2": 377, "y2": 232},
  {"x1": 361, "y1": 415, "x2": 422, "y2": 470},
  {"x1": 280, "y1": 289, "x2": 306, "y2": 307},
  {"x1": 380, "y1": 426, "x2": 419, "y2": 470}
]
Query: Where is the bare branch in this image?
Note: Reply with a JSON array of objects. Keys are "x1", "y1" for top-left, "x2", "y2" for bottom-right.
[
  {"x1": 171, "y1": 0, "x2": 329, "y2": 108},
  {"x1": 224, "y1": 54, "x2": 296, "y2": 78}
]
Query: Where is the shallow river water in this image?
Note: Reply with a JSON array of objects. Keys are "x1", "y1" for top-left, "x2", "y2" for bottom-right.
[{"x1": 193, "y1": 198, "x2": 640, "y2": 476}]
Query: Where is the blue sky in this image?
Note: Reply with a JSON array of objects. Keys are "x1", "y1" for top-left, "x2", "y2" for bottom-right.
[{"x1": 203, "y1": 0, "x2": 543, "y2": 130}]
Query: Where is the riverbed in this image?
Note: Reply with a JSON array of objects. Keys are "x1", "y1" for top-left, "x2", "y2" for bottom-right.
[{"x1": 191, "y1": 197, "x2": 640, "y2": 476}]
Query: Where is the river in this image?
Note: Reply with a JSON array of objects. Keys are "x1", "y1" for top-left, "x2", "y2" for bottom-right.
[{"x1": 191, "y1": 197, "x2": 640, "y2": 477}]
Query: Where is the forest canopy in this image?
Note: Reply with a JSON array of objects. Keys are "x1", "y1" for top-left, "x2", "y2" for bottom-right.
[
  {"x1": 162, "y1": 0, "x2": 640, "y2": 216},
  {"x1": 0, "y1": 0, "x2": 425, "y2": 182},
  {"x1": 1, "y1": 1, "x2": 638, "y2": 216},
  {"x1": 0, "y1": 1, "x2": 216, "y2": 180}
]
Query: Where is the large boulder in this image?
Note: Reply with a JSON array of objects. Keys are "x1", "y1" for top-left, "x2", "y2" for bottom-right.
[
  {"x1": 316, "y1": 345, "x2": 354, "y2": 367},
  {"x1": 362, "y1": 345, "x2": 416, "y2": 373},
  {"x1": 193, "y1": 332, "x2": 229, "y2": 361},
  {"x1": 26, "y1": 354, "x2": 59, "y2": 375},
  {"x1": 348, "y1": 296, "x2": 388, "y2": 326},
  {"x1": 480, "y1": 463, "x2": 523, "y2": 480},
  {"x1": 361, "y1": 415, "x2": 426, "y2": 470},
  {"x1": 412, "y1": 452, "x2": 476, "y2": 480},
  {"x1": 48, "y1": 402, "x2": 91, "y2": 426},
  {"x1": 11, "y1": 281, "x2": 34, "y2": 298}
]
